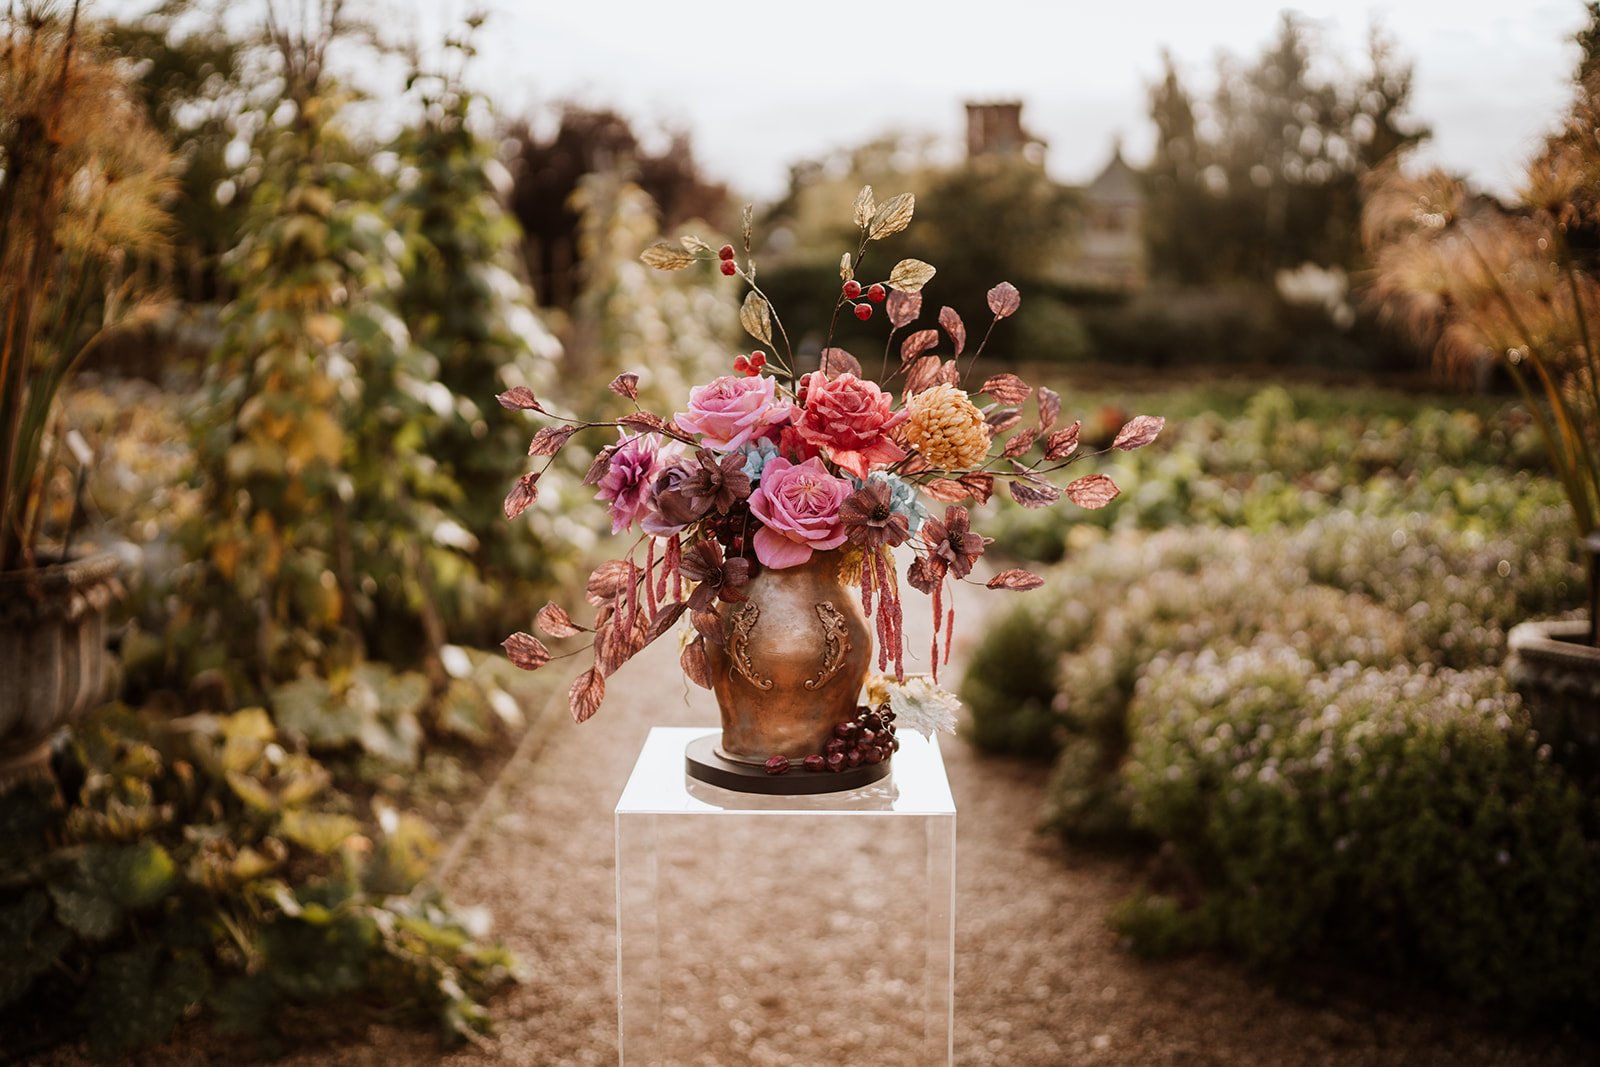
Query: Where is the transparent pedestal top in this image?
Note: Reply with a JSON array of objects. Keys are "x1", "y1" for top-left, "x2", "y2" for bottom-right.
[{"x1": 615, "y1": 727, "x2": 956, "y2": 1066}]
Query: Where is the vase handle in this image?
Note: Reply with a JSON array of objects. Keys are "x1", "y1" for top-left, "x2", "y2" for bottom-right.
[
  {"x1": 804, "y1": 603, "x2": 852, "y2": 691},
  {"x1": 727, "y1": 603, "x2": 773, "y2": 691}
]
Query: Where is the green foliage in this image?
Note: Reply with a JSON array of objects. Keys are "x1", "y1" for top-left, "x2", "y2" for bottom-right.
[
  {"x1": 101, "y1": 2, "x2": 252, "y2": 305},
  {"x1": 1121, "y1": 647, "x2": 1600, "y2": 1020},
  {"x1": 168, "y1": 30, "x2": 570, "y2": 712},
  {"x1": 1071, "y1": 283, "x2": 1421, "y2": 372},
  {"x1": 755, "y1": 150, "x2": 1079, "y2": 367},
  {"x1": 0, "y1": 704, "x2": 516, "y2": 1059},
  {"x1": 389, "y1": 65, "x2": 574, "y2": 646},
  {"x1": 272, "y1": 663, "x2": 429, "y2": 767},
  {"x1": 958, "y1": 601, "x2": 1065, "y2": 756},
  {"x1": 568, "y1": 170, "x2": 738, "y2": 406},
  {"x1": 984, "y1": 386, "x2": 1552, "y2": 562}
]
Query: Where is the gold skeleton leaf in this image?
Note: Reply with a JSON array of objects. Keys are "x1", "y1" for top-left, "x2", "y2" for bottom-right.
[
  {"x1": 640, "y1": 241, "x2": 697, "y2": 270},
  {"x1": 852, "y1": 185, "x2": 876, "y2": 228},
  {"x1": 740, "y1": 291, "x2": 773, "y2": 345},
  {"x1": 868, "y1": 193, "x2": 915, "y2": 240},
  {"x1": 889, "y1": 258, "x2": 937, "y2": 293}
]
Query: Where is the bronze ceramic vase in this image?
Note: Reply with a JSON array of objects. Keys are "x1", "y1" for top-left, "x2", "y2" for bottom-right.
[{"x1": 703, "y1": 549, "x2": 871, "y2": 764}]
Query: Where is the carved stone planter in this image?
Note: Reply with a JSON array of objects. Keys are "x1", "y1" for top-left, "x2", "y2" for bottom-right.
[
  {"x1": 0, "y1": 550, "x2": 121, "y2": 791},
  {"x1": 1507, "y1": 618, "x2": 1600, "y2": 777},
  {"x1": 703, "y1": 550, "x2": 871, "y2": 764}
]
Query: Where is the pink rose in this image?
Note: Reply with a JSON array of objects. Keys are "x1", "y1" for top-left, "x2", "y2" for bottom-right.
[
  {"x1": 792, "y1": 371, "x2": 907, "y2": 480},
  {"x1": 675, "y1": 374, "x2": 791, "y2": 452},
  {"x1": 747, "y1": 456, "x2": 853, "y2": 569}
]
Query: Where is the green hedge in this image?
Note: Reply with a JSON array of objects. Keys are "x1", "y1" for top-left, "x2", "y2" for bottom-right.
[{"x1": 1121, "y1": 645, "x2": 1600, "y2": 1019}]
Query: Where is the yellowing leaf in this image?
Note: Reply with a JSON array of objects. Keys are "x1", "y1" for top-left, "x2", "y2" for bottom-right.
[
  {"x1": 680, "y1": 235, "x2": 714, "y2": 254},
  {"x1": 279, "y1": 810, "x2": 362, "y2": 854},
  {"x1": 868, "y1": 193, "x2": 915, "y2": 240},
  {"x1": 740, "y1": 291, "x2": 773, "y2": 345},
  {"x1": 305, "y1": 313, "x2": 342, "y2": 347},
  {"x1": 839, "y1": 252, "x2": 854, "y2": 282},
  {"x1": 640, "y1": 240, "x2": 698, "y2": 270},
  {"x1": 889, "y1": 258, "x2": 937, "y2": 293}
]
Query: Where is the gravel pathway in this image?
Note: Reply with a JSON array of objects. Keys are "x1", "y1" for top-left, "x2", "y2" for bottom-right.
[{"x1": 48, "y1": 579, "x2": 1597, "y2": 1066}]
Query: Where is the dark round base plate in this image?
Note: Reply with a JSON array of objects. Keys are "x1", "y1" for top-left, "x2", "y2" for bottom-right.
[{"x1": 684, "y1": 734, "x2": 891, "y2": 795}]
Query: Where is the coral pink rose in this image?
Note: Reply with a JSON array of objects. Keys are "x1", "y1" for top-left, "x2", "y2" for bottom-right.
[
  {"x1": 675, "y1": 374, "x2": 791, "y2": 452},
  {"x1": 747, "y1": 456, "x2": 853, "y2": 568},
  {"x1": 792, "y1": 371, "x2": 906, "y2": 479}
]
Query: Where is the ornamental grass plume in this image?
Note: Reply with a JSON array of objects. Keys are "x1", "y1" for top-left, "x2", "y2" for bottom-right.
[
  {"x1": 903, "y1": 383, "x2": 990, "y2": 471},
  {"x1": 1365, "y1": 43, "x2": 1600, "y2": 555},
  {"x1": 0, "y1": 2, "x2": 174, "y2": 572}
]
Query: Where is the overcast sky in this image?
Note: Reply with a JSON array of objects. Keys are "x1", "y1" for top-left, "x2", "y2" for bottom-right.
[
  {"x1": 109, "y1": 0, "x2": 1591, "y2": 201},
  {"x1": 448, "y1": 0, "x2": 1588, "y2": 199}
]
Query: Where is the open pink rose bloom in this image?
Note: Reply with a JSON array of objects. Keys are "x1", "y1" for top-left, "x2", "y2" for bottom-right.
[
  {"x1": 674, "y1": 373, "x2": 791, "y2": 451},
  {"x1": 746, "y1": 456, "x2": 854, "y2": 568}
]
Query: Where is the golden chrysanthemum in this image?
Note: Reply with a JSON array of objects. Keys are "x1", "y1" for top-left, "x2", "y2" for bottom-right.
[{"x1": 904, "y1": 384, "x2": 990, "y2": 470}]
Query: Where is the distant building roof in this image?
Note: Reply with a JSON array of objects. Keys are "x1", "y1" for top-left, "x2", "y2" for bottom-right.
[{"x1": 1086, "y1": 144, "x2": 1141, "y2": 207}]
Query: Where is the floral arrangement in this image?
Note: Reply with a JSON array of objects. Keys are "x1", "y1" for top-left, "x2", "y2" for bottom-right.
[{"x1": 498, "y1": 188, "x2": 1163, "y2": 745}]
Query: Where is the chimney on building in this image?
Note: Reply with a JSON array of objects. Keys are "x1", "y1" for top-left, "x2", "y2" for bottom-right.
[{"x1": 965, "y1": 101, "x2": 1045, "y2": 162}]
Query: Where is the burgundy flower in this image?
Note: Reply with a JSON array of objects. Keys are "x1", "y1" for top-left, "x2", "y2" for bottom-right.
[
  {"x1": 838, "y1": 479, "x2": 910, "y2": 549},
  {"x1": 678, "y1": 538, "x2": 752, "y2": 611},
  {"x1": 682, "y1": 449, "x2": 753, "y2": 516},
  {"x1": 642, "y1": 459, "x2": 705, "y2": 536},
  {"x1": 921, "y1": 505, "x2": 991, "y2": 580}
]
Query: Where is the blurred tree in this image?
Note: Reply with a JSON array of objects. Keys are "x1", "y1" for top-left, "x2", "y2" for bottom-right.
[
  {"x1": 504, "y1": 106, "x2": 728, "y2": 310},
  {"x1": 1143, "y1": 14, "x2": 1428, "y2": 283},
  {"x1": 1144, "y1": 51, "x2": 1213, "y2": 286},
  {"x1": 178, "y1": 2, "x2": 477, "y2": 693},
  {"x1": 388, "y1": 24, "x2": 573, "y2": 645},
  {"x1": 565, "y1": 170, "x2": 737, "y2": 408},
  {"x1": 99, "y1": 2, "x2": 251, "y2": 305}
]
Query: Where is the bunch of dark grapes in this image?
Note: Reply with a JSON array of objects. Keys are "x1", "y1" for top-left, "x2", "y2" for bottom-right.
[{"x1": 763, "y1": 706, "x2": 898, "y2": 775}]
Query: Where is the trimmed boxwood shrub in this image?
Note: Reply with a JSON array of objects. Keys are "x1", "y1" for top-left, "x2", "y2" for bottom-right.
[{"x1": 1120, "y1": 643, "x2": 1600, "y2": 1021}]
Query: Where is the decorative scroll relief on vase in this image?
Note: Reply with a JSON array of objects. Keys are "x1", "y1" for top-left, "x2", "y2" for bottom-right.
[
  {"x1": 727, "y1": 602, "x2": 773, "y2": 691},
  {"x1": 805, "y1": 603, "x2": 852, "y2": 691}
]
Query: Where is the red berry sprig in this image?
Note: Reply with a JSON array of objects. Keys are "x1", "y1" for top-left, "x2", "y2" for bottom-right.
[
  {"x1": 732, "y1": 351, "x2": 767, "y2": 376},
  {"x1": 718, "y1": 244, "x2": 735, "y2": 261},
  {"x1": 842, "y1": 279, "x2": 862, "y2": 299},
  {"x1": 854, "y1": 303, "x2": 873, "y2": 321},
  {"x1": 720, "y1": 260, "x2": 737, "y2": 277},
  {"x1": 867, "y1": 283, "x2": 886, "y2": 303}
]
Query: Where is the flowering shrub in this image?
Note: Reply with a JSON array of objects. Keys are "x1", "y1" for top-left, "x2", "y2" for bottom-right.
[
  {"x1": 499, "y1": 188, "x2": 1162, "y2": 728},
  {"x1": 964, "y1": 499, "x2": 1585, "y2": 836},
  {"x1": 1120, "y1": 643, "x2": 1600, "y2": 1020},
  {"x1": 1288, "y1": 505, "x2": 1582, "y2": 668}
]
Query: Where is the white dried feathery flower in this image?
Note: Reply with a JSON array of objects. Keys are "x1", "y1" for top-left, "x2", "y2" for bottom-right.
[{"x1": 881, "y1": 674, "x2": 961, "y2": 739}]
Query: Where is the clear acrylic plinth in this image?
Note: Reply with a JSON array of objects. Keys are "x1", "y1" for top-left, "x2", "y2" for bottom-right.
[{"x1": 615, "y1": 727, "x2": 956, "y2": 1066}]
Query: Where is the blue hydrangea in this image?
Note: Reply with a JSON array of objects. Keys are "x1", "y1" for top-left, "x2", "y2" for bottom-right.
[{"x1": 739, "y1": 438, "x2": 780, "y2": 482}]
